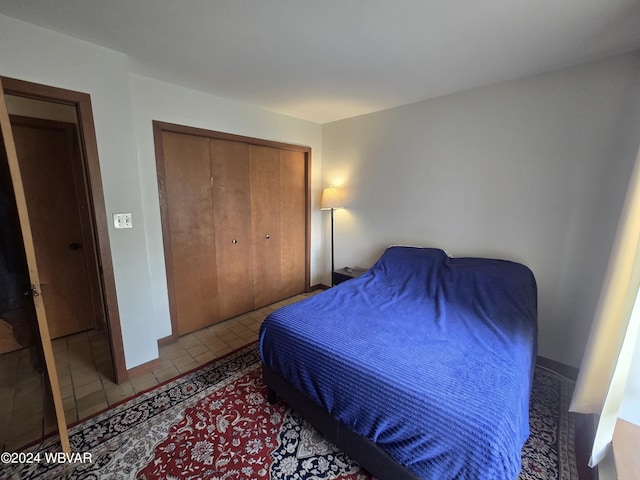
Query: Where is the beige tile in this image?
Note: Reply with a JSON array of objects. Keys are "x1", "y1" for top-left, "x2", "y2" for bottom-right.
[
  {"x1": 64, "y1": 408, "x2": 78, "y2": 424},
  {"x1": 154, "y1": 366, "x2": 179, "y2": 383},
  {"x1": 177, "y1": 334, "x2": 202, "y2": 348},
  {"x1": 74, "y1": 379, "x2": 103, "y2": 400},
  {"x1": 172, "y1": 354, "x2": 198, "y2": 369},
  {"x1": 193, "y1": 351, "x2": 215, "y2": 365},
  {"x1": 53, "y1": 351, "x2": 70, "y2": 366},
  {"x1": 218, "y1": 330, "x2": 241, "y2": 342},
  {"x1": 101, "y1": 377, "x2": 128, "y2": 394},
  {"x1": 105, "y1": 384, "x2": 135, "y2": 405},
  {"x1": 237, "y1": 326, "x2": 259, "y2": 341},
  {"x1": 60, "y1": 384, "x2": 74, "y2": 400},
  {"x1": 257, "y1": 305, "x2": 278, "y2": 315},
  {"x1": 8, "y1": 411, "x2": 42, "y2": 437},
  {"x1": 62, "y1": 395, "x2": 76, "y2": 412},
  {"x1": 153, "y1": 358, "x2": 175, "y2": 372},
  {"x1": 186, "y1": 343, "x2": 209, "y2": 357},
  {"x1": 58, "y1": 374, "x2": 73, "y2": 388},
  {"x1": 132, "y1": 377, "x2": 159, "y2": 393},
  {"x1": 201, "y1": 336, "x2": 229, "y2": 352},
  {"x1": 130, "y1": 372, "x2": 158, "y2": 388},
  {"x1": 193, "y1": 328, "x2": 215, "y2": 342},
  {"x1": 175, "y1": 360, "x2": 199, "y2": 374},
  {"x1": 56, "y1": 362, "x2": 71, "y2": 377},
  {"x1": 229, "y1": 322, "x2": 250, "y2": 335},
  {"x1": 76, "y1": 389, "x2": 107, "y2": 410},
  {"x1": 246, "y1": 310, "x2": 267, "y2": 321},
  {"x1": 72, "y1": 372, "x2": 101, "y2": 390},
  {"x1": 160, "y1": 344, "x2": 190, "y2": 360},
  {"x1": 5, "y1": 428, "x2": 43, "y2": 452},
  {"x1": 90, "y1": 345, "x2": 112, "y2": 361},
  {"x1": 78, "y1": 401, "x2": 109, "y2": 420},
  {"x1": 52, "y1": 338, "x2": 70, "y2": 350},
  {"x1": 237, "y1": 314, "x2": 258, "y2": 327},
  {"x1": 212, "y1": 345, "x2": 232, "y2": 357},
  {"x1": 225, "y1": 336, "x2": 248, "y2": 349}
]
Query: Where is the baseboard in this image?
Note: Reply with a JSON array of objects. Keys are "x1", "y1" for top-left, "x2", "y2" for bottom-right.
[
  {"x1": 536, "y1": 355, "x2": 579, "y2": 381},
  {"x1": 127, "y1": 357, "x2": 161, "y2": 379},
  {"x1": 158, "y1": 333, "x2": 177, "y2": 347}
]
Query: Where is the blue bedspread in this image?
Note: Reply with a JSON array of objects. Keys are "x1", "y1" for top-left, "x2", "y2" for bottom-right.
[{"x1": 259, "y1": 246, "x2": 538, "y2": 479}]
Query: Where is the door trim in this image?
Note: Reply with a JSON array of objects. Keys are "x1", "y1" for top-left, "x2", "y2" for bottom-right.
[
  {"x1": 2, "y1": 76, "x2": 127, "y2": 383},
  {"x1": 152, "y1": 121, "x2": 311, "y2": 341}
]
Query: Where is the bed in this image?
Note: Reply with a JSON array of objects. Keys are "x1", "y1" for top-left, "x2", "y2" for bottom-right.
[{"x1": 259, "y1": 246, "x2": 538, "y2": 479}]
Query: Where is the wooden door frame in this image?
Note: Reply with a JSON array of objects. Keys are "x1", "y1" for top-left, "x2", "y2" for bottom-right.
[
  {"x1": 153, "y1": 121, "x2": 311, "y2": 342},
  {"x1": 2, "y1": 76, "x2": 127, "y2": 383}
]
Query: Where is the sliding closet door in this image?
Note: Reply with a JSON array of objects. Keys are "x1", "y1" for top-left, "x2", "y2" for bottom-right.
[
  {"x1": 279, "y1": 149, "x2": 307, "y2": 298},
  {"x1": 161, "y1": 132, "x2": 219, "y2": 335},
  {"x1": 210, "y1": 139, "x2": 254, "y2": 319},
  {"x1": 249, "y1": 145, "x2": 283, "y2": 308},
  {"x1": 155, "y1": 121, "x2": 310, "y2": 338},
  {"x1": 250, "y1": 145, "x2": 307, "y2": 308}
]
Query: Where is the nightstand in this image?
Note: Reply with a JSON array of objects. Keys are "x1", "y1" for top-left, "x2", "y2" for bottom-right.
[{"x1": 332, "y1": 267, "x2": 367, "y2": 286}]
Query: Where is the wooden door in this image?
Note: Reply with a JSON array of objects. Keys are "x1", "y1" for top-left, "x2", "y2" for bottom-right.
[
  {"x1": 0, "y1": 80, "x2": 70, "y2": 452},
  {"x1": 10, "y1": 115, "x2": 96, "y2": 339},
  {"x1": 161, "y1": 132, "x2": 219, "y2": 335},
  {"x1": 279, "y1": 149, "x2": 307, "y2": 298},
  {"x1": 250, "y1": 145, "x2": 283, "y2": 308},
  {"x1": 210, "y1": 139, "x2": 254, "y2": 319}
]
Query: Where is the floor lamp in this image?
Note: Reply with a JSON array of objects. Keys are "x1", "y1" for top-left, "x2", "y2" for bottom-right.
[{"x1": 320, "y1": 186, "x2": 344, "y2": 284}]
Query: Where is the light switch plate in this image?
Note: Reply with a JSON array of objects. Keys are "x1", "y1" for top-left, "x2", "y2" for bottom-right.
[{"x1": 113, "y1": 213, "x2": 133, "y2": 229}]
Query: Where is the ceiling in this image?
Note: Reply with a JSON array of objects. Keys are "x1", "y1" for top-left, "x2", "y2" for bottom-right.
[{"x1": 1, "y1": 0, "x2": 640, "y2": 124}]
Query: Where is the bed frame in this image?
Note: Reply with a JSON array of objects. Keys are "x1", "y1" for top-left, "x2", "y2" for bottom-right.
[{"x1": 263, "y1": 364, "x2": 421, "y2": 480}]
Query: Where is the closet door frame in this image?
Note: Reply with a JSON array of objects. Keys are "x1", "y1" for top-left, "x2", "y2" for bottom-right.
[{"x1": 153, "y1": 121, "x2": 311, "y2": 342}]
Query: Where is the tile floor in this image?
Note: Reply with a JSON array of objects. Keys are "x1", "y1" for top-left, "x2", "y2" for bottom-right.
[{"x1": 0, "y1": 292, "x2": 317, "y2": 452}]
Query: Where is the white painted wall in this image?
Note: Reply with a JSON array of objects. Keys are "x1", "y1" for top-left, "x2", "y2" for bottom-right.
[
  {"x1": 0, "y1": 14, "x2": 323, "y2": 369},
  {"x1": 0, "y1": 14, "x2": 156, "y2": 369},
  {"x1": 129, "y1": 74, "x2": 323, "y2": 342},
  {"x1": 321, "y1": 52, "x2": 640, "y2": 367},
  {"x1": 3, "y1": 11, "x2": 639, "y2": 369}
]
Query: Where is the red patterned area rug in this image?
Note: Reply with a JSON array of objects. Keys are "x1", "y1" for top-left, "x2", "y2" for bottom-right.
[{"x1": 2, "y1": 344, "x2": 578, "y2": 479}]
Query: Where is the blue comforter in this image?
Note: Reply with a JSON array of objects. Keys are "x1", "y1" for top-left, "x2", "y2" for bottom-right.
[{"x1": 259, "y1": 246, "x2": 538, "y2": 479}]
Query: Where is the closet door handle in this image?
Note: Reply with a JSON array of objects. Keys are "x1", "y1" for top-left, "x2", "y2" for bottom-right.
[
  {"x1": 265, "y1": 234, "x2": 271, "y2": 240},
  {"x1": 231, "y1": 239, "x2": 238, "y2": 244}
]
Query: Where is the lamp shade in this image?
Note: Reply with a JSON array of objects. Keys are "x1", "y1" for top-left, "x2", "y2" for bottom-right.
[{"x1": 320, "y1": 186, "x2": 345, "y2": 210}]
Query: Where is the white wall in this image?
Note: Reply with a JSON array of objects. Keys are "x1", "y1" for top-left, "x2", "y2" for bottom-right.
[
  {"x1": 0, "y1": 14, "x2": 323, "y2": 369},
  {"x1": 129, "y1": 74, "x2": 323, "y2": 342},
  {"x1": 0, "y1": 14, "x2": 155, "y2": 369},
  {"x1": 321, "y1": 52, "x2": 640, "y2": 367},
  {"x1": 3, "y1": 11, "x2": 639, "y2": 369}
]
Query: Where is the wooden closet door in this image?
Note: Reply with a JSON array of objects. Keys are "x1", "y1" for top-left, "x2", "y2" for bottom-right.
[
  {"x1": 210, "y1": 139, "x2": 254, "y2": 319},
  {"x1": 249, "y1": 145, "x2": 283, "y2": 308},
  {"x1": 279, "y1": 149, "x2": 307, "y2": 298},
  {"x1": 161, "y1": 132, "x2": 219, "y2": 335}
]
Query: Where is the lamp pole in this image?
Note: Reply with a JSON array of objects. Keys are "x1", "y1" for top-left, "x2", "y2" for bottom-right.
[{"x1": 330, "y1": 207, "x2": 335, "y2": 279}]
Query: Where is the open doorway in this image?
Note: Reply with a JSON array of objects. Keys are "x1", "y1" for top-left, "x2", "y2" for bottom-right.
[{"x1": 0, "y1": 77, "x2": 126, "y2": 446}]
